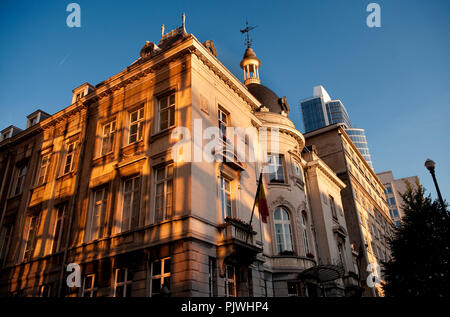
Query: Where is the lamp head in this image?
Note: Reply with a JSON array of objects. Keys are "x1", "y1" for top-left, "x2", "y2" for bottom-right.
[{"x1": 425, "y1": 158, "x2": 436, "y2": 172}]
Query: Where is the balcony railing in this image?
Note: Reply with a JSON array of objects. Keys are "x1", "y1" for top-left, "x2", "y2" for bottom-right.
[{"x1": 219, "y1": 217, "x2": 256, "y2": 247}]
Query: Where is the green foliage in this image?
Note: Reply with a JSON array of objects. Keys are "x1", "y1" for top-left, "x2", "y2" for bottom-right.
[{"x1": 382, "y1": 185, "x2": 450, "y2": 296}]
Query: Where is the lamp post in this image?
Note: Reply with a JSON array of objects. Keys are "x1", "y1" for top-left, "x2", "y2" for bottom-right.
[{"x1": 424, "y1": 159, "x2": 446, "y2": 213}]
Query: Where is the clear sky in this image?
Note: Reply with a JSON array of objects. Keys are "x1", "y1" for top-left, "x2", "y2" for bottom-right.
[{"x1": 1, "y1": 0, "x2": 449, "y2": 202}]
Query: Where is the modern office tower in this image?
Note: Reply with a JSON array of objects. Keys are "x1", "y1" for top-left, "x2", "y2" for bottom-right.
[
  {"x1": 345, "y1": 129, "x2": 373, "y2": 168},
  {"x1": 0, "y1": 16, "x2": 360, "y2": 297},
  {"x1": 377, "y1": 171, "x2": 421, "y2": 227},
  {"x1": 304, "y1": 124, "x2": 394, "y2": 297},
  {"x1": 300, "y1": 86, "x2": 374, "y2": 168}
]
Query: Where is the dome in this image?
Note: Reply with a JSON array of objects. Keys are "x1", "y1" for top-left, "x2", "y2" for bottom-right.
[{"x1": 247, "y1": 83, "x2": 289, "y2": 115}]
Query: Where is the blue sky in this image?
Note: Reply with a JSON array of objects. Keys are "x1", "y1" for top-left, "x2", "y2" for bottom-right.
[{"x1": 1, "y1": 0, "x2": 449, "y2": 202}]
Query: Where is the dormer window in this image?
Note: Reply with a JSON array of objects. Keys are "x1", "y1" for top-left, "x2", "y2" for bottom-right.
[
  {"x1": 76, "y1": 91, "x2": 85, "y2": 101},
  {"x1": 28, "y1": 115, "x2": 38, "y2": 128},
  {"x1": 1, "y1": 131, "x2": 11, "y2": 141},
  {"x1": 26, "y1": 110, "x2": 50, "y2": 129},
  {"x1": 0, "y1": 126, "x2": 22, "y2": 141}
]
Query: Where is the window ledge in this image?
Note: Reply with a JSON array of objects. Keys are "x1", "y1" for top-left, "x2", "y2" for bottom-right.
[
  {"x1": 92, "y1": 152, "x2": 115, "y2": 165},
  {"x1": 56, "y1": 171, "x2": 75, "y2": 181},
  {"x1": 150, "y1": 126, "x2": 175, "y2": 143}
]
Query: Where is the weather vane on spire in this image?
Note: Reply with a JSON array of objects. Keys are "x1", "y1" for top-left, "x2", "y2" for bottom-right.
[{"x1": 240, "y1": 20, "x2": 257, "y2": 48}]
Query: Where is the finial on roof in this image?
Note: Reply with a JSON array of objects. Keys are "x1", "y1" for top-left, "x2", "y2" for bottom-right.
[
  {"x1": 182, "y1": 12, "x2": 186, "y2": 31},
  {"x1": 240, "y1": 20, "x2": 257, "y2": 48},
  {"x1": 161, "y1": 24, "x2": 165, "y2": 37}
]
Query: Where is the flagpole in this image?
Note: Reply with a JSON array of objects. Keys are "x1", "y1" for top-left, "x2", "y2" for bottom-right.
[{"x1": 246, "y1": 172, "x2": 262, "y2": 244}]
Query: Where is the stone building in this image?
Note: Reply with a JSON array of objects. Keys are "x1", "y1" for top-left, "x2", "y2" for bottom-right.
[
  {"x1": 304, "y1": 124, "x2": 394, "y2": 297},
  {"x1": 0, "y1": 17, "x2": 360, "y2": 297},
  {"x1": 377, "y1": 171, "x2": 421, "y2": 227}
]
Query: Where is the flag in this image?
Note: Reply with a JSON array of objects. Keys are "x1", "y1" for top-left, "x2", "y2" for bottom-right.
[{"x1": 255, "y1": 173, "x2": 269, "y2": 223}]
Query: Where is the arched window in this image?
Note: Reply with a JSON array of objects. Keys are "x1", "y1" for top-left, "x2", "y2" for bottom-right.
[
  {"x1": 274, "y1": 207, "x2": 293, "y2": 254},
  {"x1": 301, "y1": 212, "x2": 310, "y2": 254}
]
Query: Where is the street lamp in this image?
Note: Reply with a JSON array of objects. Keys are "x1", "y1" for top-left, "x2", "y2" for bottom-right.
[{"x1": 424, "y1": 159, "x2": 446, "y2": 213}]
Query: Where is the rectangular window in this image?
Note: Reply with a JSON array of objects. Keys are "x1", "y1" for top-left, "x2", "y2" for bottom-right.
[
  {"x1": 224, "y1": 265, "x2": 237, "y2": 297},
  {"x1": 113, "y1": 268, "x2": 132, "y2": 297},
  {"x1": 329, "y1": 195, "x2": 337, "y2": 219},
  {"x1": 208, "y1": 257, "x2": 217, "y2": 297},
  {"x1": 218, "y1": 108, "x2": 228, "y2": 141},
  {"x1": 389, "y1": 197, "x2": 396, "y2": 206},
  {"x1": 158, "y1": 93, "x2": 175, "y2": 131},
  {"x1": 36, "y1": 154, "x2": 50, "y2": 186},
  {"x1": 82, "y1": 274, "x2": 97, "y2": 297},
  {"x1": 0, "y1": 223, "x2": 13, "y2": 264},
  {"x1": 14, "y1": 164, "x2": 28, "y2": 195},
  {"x1": 23, "y1": 214, "x2": 40, "y2": 261},
  {"x1": 63, "y1": 141, "x2": 76, "y2": 174},
  {"x1": 155, "y1": 165, "x2": 173, "y2": 223},
  {"x1": 117, "y1": 177, "x2": 140, "y2": 233},
  {"x1": 128, "y1": 108, "x2": 144, "y2": 144},
  {"x1": 51, "y1": 204, "x2": 65, "y2": 254},
  {"x1": 219, "y1": 175, "x2": 232, "y2": 221},
  {"x1": 101, "y1": 121, "x2": 116, "y2": 155},
  {"x1": 267, "y1": 154, "x2": 285, "y2": 183},
  {"x1": 87, "y1": 188, "x2": 107, "y2": 241},
  {"x1": 151, "y1": 257, "x2": 171, "y2": 296},
  {"x1": 393, "y1": 209, "x2": 399, "y2": 217}
]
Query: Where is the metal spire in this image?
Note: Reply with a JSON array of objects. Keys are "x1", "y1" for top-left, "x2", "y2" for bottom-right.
[{"x1": 240, "y1": 20, "x2": 257, "y2": 48}]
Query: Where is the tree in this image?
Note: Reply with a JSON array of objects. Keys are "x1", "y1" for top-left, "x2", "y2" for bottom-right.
[{"x1": 382, "y1": 183, "x2": 450, "y2": 296}]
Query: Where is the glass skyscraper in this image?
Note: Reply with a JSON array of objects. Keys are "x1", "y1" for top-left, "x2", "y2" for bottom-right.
[
  {"x1": 345, "y1": 128, "x2": 373, "y2": 168},
  {"x1": 300, "y1": 85, "x2": 374, "y2": 168}
]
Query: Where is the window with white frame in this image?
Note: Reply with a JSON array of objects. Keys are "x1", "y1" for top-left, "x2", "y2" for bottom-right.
[
  {"x1": 301, "y1": 212, "x2": 310, "y2": 254},
  {"x1": 87, "y1": 187, "x2": 107, "y2": 241},
  {"x1": 63, "y1": 141, "x2": 76, "y2": 174},
  {"x1": 274, "y1": 207, "x2": 293, "y2": 254},
  {"x1": 151, "y1": 257, "x2": 171, "y2": 296},
  {"x1": 23, "y1": 213, "x2": 40, "y2": 261},
  {"x1": 113, "y1": 268, "x2": 132, "y2": 297},
  {"x1": 82, "y1": 274, "x2": 97, "y2": 297},
  {"x1": 14, "y1": 164, "x2": 28, "y2": 196},
  {"x1": 155, "y1": 165, "x2": 173, "y2": 223},
  {"x1": 36, "y1": 154, "x2": 50, "y2": 186},
  {"x1": 101, "y1": 120, "x2": 116, "y2": 155},
  {"x1": 224, "y1": 265, "x2": 237, "y2": 297},
  {"x1": 158, "y1": 93, "x2": 175, "y2": 131},
  {"x1": 218, "y1": 107, "x2": 228, "y2": 141},
  {"x1": 50, "y1": 204, "x2": 65, "y2": 254},
  {"x1": 293, "y1": 160, "x2": 303, "y2": 181},
  {"x1": 267, "y1": 154, "x2": 285, "y2": 183},
  {"x1": 116, "y1": 176, "x2": 140, "y2": 233},
  {"x1": 128, "y1": 107, "x2": 144, "y2": 144},
  {"x1": 219, "y1": 175, "x2": 232, "y2": 222}
]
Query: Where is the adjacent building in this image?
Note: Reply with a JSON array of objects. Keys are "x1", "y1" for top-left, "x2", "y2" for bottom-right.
[
  {"x1": 300, "y1": 86, "x2": 374, "y2": 168},
  {"x1": 377, "y1": 171, "x2": 421, "y2": 227},
  {"x1": 0, "y1": 17, "x2": 361, "y2": 297},
  {"x1": 304, "y1": 124, "x2": 394, "y2": 297}
]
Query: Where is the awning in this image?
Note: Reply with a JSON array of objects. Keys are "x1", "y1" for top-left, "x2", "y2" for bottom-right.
[{"x1": 299, "y1": 264, "x2": 345, "y2": 283}]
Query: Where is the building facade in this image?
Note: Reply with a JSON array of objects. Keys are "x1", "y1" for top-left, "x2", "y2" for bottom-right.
[
  {"x1": 0, "y1": 18, "x2": 361, "y2": 297},
  {"x1": 304, "y1": 124, "x2": 394, "y2": 297},
  {"x1": 300, "y1": 86, "x2": 374, "y2": 168},
  {"x1": 377, "y1": 171, "x2": 421, "y2": 227}
]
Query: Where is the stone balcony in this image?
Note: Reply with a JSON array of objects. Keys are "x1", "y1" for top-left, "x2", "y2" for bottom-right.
[{"x1": 216, "y1": 217, "x2": 262, "y2": 274}]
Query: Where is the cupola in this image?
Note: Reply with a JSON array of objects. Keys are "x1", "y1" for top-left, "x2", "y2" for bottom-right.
[{"x1": 240, "y1": 47, "x2": 261, "y2": 86}]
